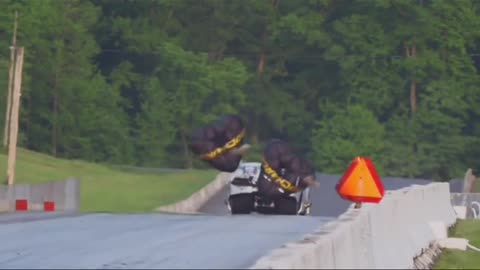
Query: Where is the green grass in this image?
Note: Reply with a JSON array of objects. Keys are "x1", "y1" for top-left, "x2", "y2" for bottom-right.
[
  {"x1": 0, "y1": 148, "x2": 217, "y2": 213},
  {"x1": 434, "y1": 219, "x2": 480, "y2": 269}
]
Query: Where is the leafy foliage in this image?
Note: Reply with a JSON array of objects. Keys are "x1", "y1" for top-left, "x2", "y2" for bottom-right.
[
  {"x1": 0, "y1": 0, "x2": 479, "y2": 180},
  {"x1": 312, "y1": 105, "x2": 386, "y2": 174}
]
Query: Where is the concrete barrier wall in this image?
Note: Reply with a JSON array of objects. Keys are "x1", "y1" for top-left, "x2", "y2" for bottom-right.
[
  {"x1": 250, "y1": 183, "x2": 457, "y2": 269},
  {"x1": 155, "y1": 172, "x2": 232, "y2": 214},
  {"x1": 0, "y1": 178, "x2": 80, "y2": 212}
]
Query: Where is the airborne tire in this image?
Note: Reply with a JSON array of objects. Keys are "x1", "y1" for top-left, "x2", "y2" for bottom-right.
[
  {"x1": 274, "y1": 196, "x2": 297, "y2": 215},
  {"x1": 229, "y1": 194, "x2": 254, "y2": 214}
]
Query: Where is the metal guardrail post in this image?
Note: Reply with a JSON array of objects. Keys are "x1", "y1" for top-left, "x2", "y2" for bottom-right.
[{"x1": 471, "y1": 201, "x2": 480, "y2": 219}]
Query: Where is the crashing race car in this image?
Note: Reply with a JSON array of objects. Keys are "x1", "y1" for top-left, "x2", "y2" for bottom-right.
[{"x1": 225, "y1": 162, "x2": 312, "y2": 215}]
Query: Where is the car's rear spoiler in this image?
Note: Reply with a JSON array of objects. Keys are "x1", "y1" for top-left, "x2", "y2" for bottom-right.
[{"x1": 231, "y1": 177, "x2": 256, "y2": 187}]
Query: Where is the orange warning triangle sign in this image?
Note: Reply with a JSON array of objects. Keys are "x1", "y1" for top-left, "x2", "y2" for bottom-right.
[{"x1": 335, "y1": 156, "x2": 385, "y2": 204}]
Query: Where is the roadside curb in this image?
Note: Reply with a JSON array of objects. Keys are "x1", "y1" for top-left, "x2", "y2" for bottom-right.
[{"x1": 154, "y1": 172, "x2": 232, "y2": 214}]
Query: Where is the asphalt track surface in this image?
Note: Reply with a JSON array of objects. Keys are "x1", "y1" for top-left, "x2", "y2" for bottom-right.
[
  {"x1": 0, "y1": 212, "x2": 333, "y2": 269},
  {"x1": 199, "y1": 173, "x2": 437, "y2": 217},
  {"x1": 0, "y1": 172, "x2": 462, "y2": 269},
  {"x1": 0, "y1": 211, "x2": 82, "y2": 224}
]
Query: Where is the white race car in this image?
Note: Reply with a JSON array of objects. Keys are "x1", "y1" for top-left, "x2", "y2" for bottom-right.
[{"x1": 225, "y1": 162, "x2": 312, "y2": 215}]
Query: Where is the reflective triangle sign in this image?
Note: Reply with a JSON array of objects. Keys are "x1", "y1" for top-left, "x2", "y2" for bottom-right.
[{"x1": 336, "y1": 156, "x2": 385, "y2": 203}]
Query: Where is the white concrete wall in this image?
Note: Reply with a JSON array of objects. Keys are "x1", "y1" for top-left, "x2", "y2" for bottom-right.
[
  {"x1": 154, "y1": 172, "x2": 232, "y2": 214},
  {"x1": 250, "y1": 182, "x2": 457, "y2": 269},
  {"x1": 0, "y1": 178, "x2": 80, "y2": 212}
]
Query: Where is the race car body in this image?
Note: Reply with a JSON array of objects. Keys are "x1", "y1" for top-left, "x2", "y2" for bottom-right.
[{"x1": 225, "y1": 162, "x2": 312, "y2": 215}]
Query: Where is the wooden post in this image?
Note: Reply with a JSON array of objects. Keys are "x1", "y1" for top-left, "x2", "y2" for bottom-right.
[
  {"x1": 3, "y1": 11, "x2": 18, "y2": 148},
  {"x1": 468, "y1": 170, "x2": 476, "y2": 193},
  {"x1": 6, "y1": 47, "x2": 24, "y2": 186},
  {"x1": 463, "y1": 168, "x2": 475, "y2": 193}
]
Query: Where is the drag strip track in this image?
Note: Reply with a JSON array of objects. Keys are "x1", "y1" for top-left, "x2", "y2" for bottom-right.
[
  {"x1": 0, "y1": 173, "x2": 450, "y2": 269},
  {"x1": 0, "y1": 211, "x2": 83, "y2": 225},
  {"x1": 200, "y1": 173, "x2": 434, "y2": 217},
  {"x1": 0, "y1": 213, "x2": 333, "y2": 269}
]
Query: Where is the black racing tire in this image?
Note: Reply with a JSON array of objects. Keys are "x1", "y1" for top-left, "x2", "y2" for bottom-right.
[
  {"x1": 274, "y1": 196, "x2": 297, "y2": 215},
  {"x1": 229, "y1": 194, "x2": 254, "y2": 214}
]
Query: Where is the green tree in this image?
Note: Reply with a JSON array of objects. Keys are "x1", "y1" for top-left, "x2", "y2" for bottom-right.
[
  {"x1": 136, "y1": 42, "x2": 250, "y2": 168},
  {"x1": 311, "y1": 104, "x2": 386, "y2": 174},
  {"x1": 4, "y1": 0, "x2": 133, "y2": 162}
]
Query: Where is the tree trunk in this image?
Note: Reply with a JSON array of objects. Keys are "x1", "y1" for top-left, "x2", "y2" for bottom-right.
[
  {"x1": 272, "y1": 0, "x2": 279, "y2": 8},
  {"x1": 409, "y1": 78, "x2": 417, "y2": 114},
  {"x1": 405, "y1": 42, "x2": 417, "y2": 115},
  {"x1": 256, "y1": 0, "x2": 275, "y2": 74},
  {"x1": 250, "y1": 0, "x2": 278, "y2": 143},
  {"x1": 249, "y1": 114, "x2": 259, "y2": 144},
  {"x1": 180, "y1": 130, "x2": 193, "y2": 169},
  {"x1": 442, "y1": 30, "x2": 449, "y2": 64},
  {"x1": 257, "y1": 52, "x2": 266, "y2": 74},
  {"x1": 404, "y1": 42, "x2": 418, "y2": 162}
]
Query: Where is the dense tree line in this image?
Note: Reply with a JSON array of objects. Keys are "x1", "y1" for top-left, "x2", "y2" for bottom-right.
[{"x1": 1, "y1": 0, "x2": 480, "y2": 181}]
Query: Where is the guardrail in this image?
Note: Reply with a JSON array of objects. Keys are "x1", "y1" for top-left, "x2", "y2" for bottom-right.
[
  {"x1": 450, "y1": 192, "x2": 480, "y2": 219},
  {"x1": 0, "y1": 178, "x2": 80, "y2": 212},
  {"x1": 472, "y1": 201, "x2": 480, "y2": 219},
  {"x1": 250, "y1": 183, "x2": 457, "y2": 269}
]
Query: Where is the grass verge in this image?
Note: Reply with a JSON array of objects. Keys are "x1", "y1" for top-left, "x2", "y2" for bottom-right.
[
  {"x1": 0, "y1": 148, "x2": 217, "y2": 213},
  {"x1": 434, "y1": 219, "x2": 480, "y2": 269}
]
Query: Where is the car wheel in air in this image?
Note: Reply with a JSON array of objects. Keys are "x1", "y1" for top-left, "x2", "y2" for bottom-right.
[
  {"x1": 274, "y1": 196, "x2": 297, "y2": 215},
  {"x1": 229, "y1": 194, "x2": 254, "y2": 214}
]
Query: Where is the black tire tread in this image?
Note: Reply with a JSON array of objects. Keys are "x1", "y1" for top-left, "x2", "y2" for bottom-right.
[
  {"x1": 229, "y1": 194, "x2": 254, "y2": 214},
  {"x1": 274, "y1": 196, "x2": 297, "y2": 215}
]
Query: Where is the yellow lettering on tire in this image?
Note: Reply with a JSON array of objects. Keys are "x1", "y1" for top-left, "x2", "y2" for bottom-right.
[
  {"x1": 262, "y1": 159, "x2": 298, "y2": 193},
  {"x1": 200, "y1": 129, "x2": 246, "y2": 160}
]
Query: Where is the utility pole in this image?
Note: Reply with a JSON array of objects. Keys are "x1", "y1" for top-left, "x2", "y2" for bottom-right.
[
  {"x1": 6, "y1": 47, "x2": 24, "y2": 186},
  {"x1": 3, "y1": 11, "x2": 18, "y2": 148}
]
